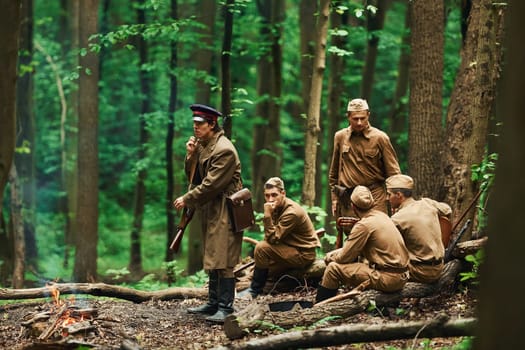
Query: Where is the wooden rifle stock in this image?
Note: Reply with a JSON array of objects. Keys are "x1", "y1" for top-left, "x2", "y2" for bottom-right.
[{"x1": 169, "y1": 207, "x2": 195, "y2": 252}]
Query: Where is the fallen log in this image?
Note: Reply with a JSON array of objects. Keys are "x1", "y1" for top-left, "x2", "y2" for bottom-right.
[
  {"x1": 217, "y1": 314, "x2": 477, "y2": 350},
  {"x1": 0, "y1": 283, "x2": 206, "y2": 303},
  {"x1": 451, "y1": 236, "x2": 487, "y2": 259},
  {"x1": 224, "y1": 259, "x2": 464, "y2": 339}
]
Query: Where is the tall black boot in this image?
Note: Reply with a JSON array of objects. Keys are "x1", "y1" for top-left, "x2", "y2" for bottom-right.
[
  {"x1": 188, "y1": 270, "x2": 218, "y2": 315},
  {"x1": 236, "y1": 267, "x2": 269, "y2": 299},
  {"x1": 315, "y1": 285, "x2": 338, "y2": 304},
  {"x1": 206, "y1": 277, "x2": 236, "y2": 324}
]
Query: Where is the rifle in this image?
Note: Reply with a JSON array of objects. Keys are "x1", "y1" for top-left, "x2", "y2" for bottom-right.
[
  {"x1": 444, "y1": 218, "x2": 471, "y2": 262},
  {"x1": 169, "y1": 137, "x2": 200, "y2": 253},
  {"x1": 169, "y1": 206, "x2": 195, "y2": 252}
]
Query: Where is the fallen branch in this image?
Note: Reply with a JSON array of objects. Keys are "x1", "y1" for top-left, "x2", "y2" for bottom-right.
[
  {"x1": 0, "y1": 283, "x2": 206, "y2": 303},
  {"x1": 315, "y1": 279, "x2": 370, "y2": 306},
  {"x1": 217, "y1": 314, "x2": 476, "y2": 350}
]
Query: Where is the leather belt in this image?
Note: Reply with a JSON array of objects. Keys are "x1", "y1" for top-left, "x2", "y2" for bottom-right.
[
  {"x1": 370, "y1": 263, "x2": 408, "y2": 274},
  {"x1": 411, "y1": 258, "x2": 444, "y2": 266}
]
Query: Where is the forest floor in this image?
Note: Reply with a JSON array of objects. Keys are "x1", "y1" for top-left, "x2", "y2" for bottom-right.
[{"x1": 0, "y1": 285, "x2": 477, "y2": 350}]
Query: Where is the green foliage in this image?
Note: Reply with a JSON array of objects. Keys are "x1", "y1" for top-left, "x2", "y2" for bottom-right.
[
  {"x1": 471, "y1": 152, "x2": 497, "y2": 231},
  {"x1": 460, "y1": 249, "x2": 484, "y2": 285}
]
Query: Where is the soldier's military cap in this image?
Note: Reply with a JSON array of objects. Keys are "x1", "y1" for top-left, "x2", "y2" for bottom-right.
[
  {"x1": 265, "y1": 177, "x2": 285, "y2": 191},
  {"x1": 190, "y1": 104, "x2": 222, "y2": 123},
  {"x1": 347, "y1": 98, "x2": 369, "y2": 112},
  {"x1": 350, "y1": 185, "x2": 375, "y2": 210},
  {"x1": 386, "y1": 174, "x2": 414, "y2": 190}
]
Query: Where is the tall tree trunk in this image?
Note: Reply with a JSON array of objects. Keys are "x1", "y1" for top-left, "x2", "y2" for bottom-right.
[
  {"x1": 74, "y1": 0, "x2": 99, "y2": 283},
  {"x1": 129, "y1": 0, "x2": 150, "y2": 277},
  {"x1": 388, "y1": 0, "x2": 410, "y2": 160},
  {"x1": 440, "y1": 0, "x2": 505, "y2": 234},
  {"x1": 474, "y1": 2, "x2": 519, "y2": 348},
  {"x1": 0, "y1": 0, "x2": 21, "y2": 200},
  {"x1": 9, "y1": 165, "x2": 25, "y2": 288},
  {"x1": 360, "y1": 0, "x2": 391, "y2": 101},
  {"x1": 221, "y1": 0, "x2": 234, "y2": 138},
  {"x1": 302, "y1": 0, "x2": 330, "y2": 206},
  {"x1": 252, "y1": 0, "x2": 284, "y2": 211},
  {"x1": 56, "y1": 0, "x2": 80, "y2": 269},
  {"x1": 16, "y1": 0, "x2": 37, "y2": 268},
  {"x1": 324, "y1": 3, "x2": 347, "y2": 236},
  {"x1": 165, "y1": 0, "x2": 178, "y2": 266},
  {"x1": 407, "y1": 0, "x2": 444, "y2": 198},
  {"x1": 186, "y1": 0, "x2": 217, "y2": 274}
]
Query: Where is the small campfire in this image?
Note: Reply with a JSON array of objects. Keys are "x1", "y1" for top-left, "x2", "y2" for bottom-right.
[{"x1": 20, "y1": 285, "x2": 98, "y2": 345}]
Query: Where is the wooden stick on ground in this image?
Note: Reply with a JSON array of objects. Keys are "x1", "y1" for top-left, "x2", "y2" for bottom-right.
[{"x1": 314, "y1": 280, "x2": 370, "y2": 306}]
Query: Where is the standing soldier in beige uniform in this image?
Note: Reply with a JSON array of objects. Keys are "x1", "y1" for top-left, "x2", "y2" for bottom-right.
[
  {"x1": 173, "y1": 104, "x2": 243, "y2": 323},
  {"x1": 329, "y1": 98, "x2": 401, "y2": 228},
  {"x1": 315, "y1": 186, "x2": 409, "y2": 303},
  {"x1": 386, "y1": 174, "x2": 452, "y2": 283},
  {"x1": 237, "y1": 177, "x2": 321, "y2": 299}
]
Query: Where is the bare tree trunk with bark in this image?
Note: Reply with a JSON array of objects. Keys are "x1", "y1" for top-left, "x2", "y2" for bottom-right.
[
  {"x1": 441, "y1": 0, "x2": 505, "y2": 237},
  {"x1": 408, "y1": 0, "x2": 444, "y2": 198},
  {"x1": 0, "y1": 0, "x2": 21, "y2": 199},
  {"x1": 9, "y1": 165, "x2": 25, "y2": 288},
  {"x1": 16, "y1": 0, "x2": 37, "y2": 269},
  {"x1": 74, "y1": 0, "x2": 100, "y2": 283}
]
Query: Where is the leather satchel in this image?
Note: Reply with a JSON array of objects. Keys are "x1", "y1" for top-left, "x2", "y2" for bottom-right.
[{"x1": 226, "y1": 188, "x2": 255, "y2": 232}]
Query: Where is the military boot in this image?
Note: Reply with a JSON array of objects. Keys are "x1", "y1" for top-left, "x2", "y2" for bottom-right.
[
  {"x1": 236, "y1": 267, "x2": 269, "y2": 299},
  {"x1": 188, "y1": 270, "x2": 218, "y2": 315},
  {"x1": 206, "y1": 277, "x2": 236, "y2": 324},
  {"x1": 315, "y1": 285, "x2": 338, "y2": 304}
]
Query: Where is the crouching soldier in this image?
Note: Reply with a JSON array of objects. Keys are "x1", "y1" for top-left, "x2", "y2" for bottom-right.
[
  {"x1": 237, "y1": 177, "x2": 321, "y2": 299},
  {"x1": 316, "y1": 186, "x2": 409, "y2": 303}
]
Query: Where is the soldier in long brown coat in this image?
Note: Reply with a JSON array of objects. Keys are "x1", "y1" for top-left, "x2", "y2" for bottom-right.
[
  {"x1": 237, "y1": 177, "x2": 321, "y2": 299},
  {"x1": 329, "y1": 98, "x2": 400, "y2": 231},
  {"x1": 173, "y1": 104, "x2": 243, "y2": 323},
  {"x1": 315, "y1": 186, "x2": 409, "y2": 303},
  {"x1": 386, "y1": 174, "x2": 452, "y2": 283}
]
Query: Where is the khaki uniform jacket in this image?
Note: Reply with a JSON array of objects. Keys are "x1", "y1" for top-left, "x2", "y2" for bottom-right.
[
  {"x1": 263, "y1": 197, "x2": 321, "y2": 250},
  {"x1": 182, "y1": 130, "x2": 243, "y2": 271},
  {"x1": 329, "y1": 125, "x2": 400, "y2": 213},
  {"x1": 391, "y1": 197, "x2": 452, "y2": 283},
  {"x1": 331, "y1": 210, "x2": 409, "y2": 269}
]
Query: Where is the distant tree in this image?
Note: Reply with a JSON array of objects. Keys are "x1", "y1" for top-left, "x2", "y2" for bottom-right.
[
  {"x1": 221, "y1": 0, "x2": 234, "y2": 138},
  {"x1": 129, "y1": 0, "x2": 150, "y2": 277},
  {"x1": 16, "y1": 0, "x2": 37, "y2": 268},
  {"x1": 361, "y1": 0, "x2": 391, "y2": 101},
  {"x1": 252, "y1": 0, "x2": 284, "y2": 210},
  {"x1": 325, "y1": 2, "x2": 347, "y2": 235},
  {"x1": 302, "y1": 0, "x2": 330, "y2": 206},
  {"x1": 57, "y1": 0, "x2": 80, "y2": 269},
  {"x1": 9, "y1": 165, "x2": 25, "y2": 288},
  {"x1": 165, "y1": 0, "x2": 179, "y2": 265},
  {"x1": 73, "y1": 0, "x2": 100, "y2": 283},
  {"x1": 407, "y1": 0, "x2": 444, "y2": 198},
  {"x1": 0, "y1": 0, "x2": 21, "y2": 201},
  {"x1": 388, "y1": 0, "x2": 410, "y2": 160},
  {"x1": 441, "y1": 0, "x2": 505, "y2": 235}
]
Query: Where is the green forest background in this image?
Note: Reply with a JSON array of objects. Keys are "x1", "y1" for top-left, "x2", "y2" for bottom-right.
[{"x1": 2, "y1": 0, "x2": 474, "y2": 289}]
